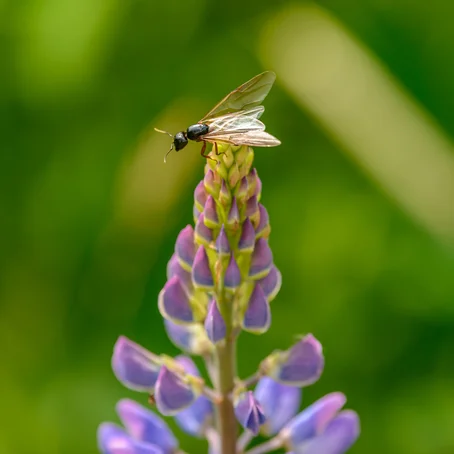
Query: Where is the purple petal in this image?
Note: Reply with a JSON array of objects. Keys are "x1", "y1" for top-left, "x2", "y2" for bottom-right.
[
  {"x1": 227, "y1": 197, "x2": 240, "y2": 228},
  {"x1": 175, "y1": 395, "x2": 213, "y2": 438},
  {"x1": 204, "y1": 169, "x2": 218, "y2": 194},
  {"x1": 246, "y1": 195, "x2": 259, "y2": 218},
  {"x1": 97, "y1": 423, "x2": 163, "y2": 454},
  {"x1": 175, "y1": 225, "x2": 196, "y2": 269},
  {"x1": 250, "y1": 169, "x2": 262, "y2": 198},
  {"x1": 219, "y1": 180, "x2": 231, "y2": 205},
  {"x1": 247, "y1": 168, "x2": 259, "y2": 197},
  {"x1": 192, "y1": 246, "x2": 214, "y2": 289},
  {"x1": 257, "y1": 265, "x2": 282, "y2": 302},
  {"x1": 175, "y1": 355, "x2": 200, "y2": 376},
  {"x1": 194, "y1": 180, "x2": 208, "y2": 210},
  {"x1": 116, "y1": 399, "x2": 177, "y2": 452},
  {"x1": 155, "y1": 366, "x2": 197, "y2": 416},
  {"x1": 255, "y1": 204, "x2": 270, "y2": 238},
  {"x1": 216, "y1": 225, "x2": 230, "y2": 256},
  {"x1": 234, "y1": 391, "x2": 266, "y2": 435},
  {"x1": 195, "y1": 213, "x2": 213, "y2": 245},
  {"x1": 242, "y1": 284, "x2": 271, "y2": 333},
  {"x1": 204, "y1": 195, "x2": 219, "y2": 227},
  {"x1": 249, "y1": 238, "x2": 273, "y2": 279},
  {"x1": 158, "y1": 276, "x2": 194, "y2": 324},
  {"x1": 224, "y1": 254, "x2": 241, "y2": 290},
  {"x1": 254, "y1": 377, "x2": 301, "y2": 435},
  {"x1": 164, "y1": 320, "x2": 192, "y2": 351},
  {"x1": 166, "y1": 254, "x2": 192, "y2": 292},
  {"x1": 236, "y1": 176, "x2": 249, "y2": 202},
  {"x1": 112, "y1": 336, "x2": 160, "y2": 392},
  {"x1": 285, "y1": 393, "x2": 347, "y2": 446},
  {"x1": 300, "y1": 411, "x2": 360, "y2": 454},
  {"x1": 238, "y1": 218, "x2": 255, "y2": 252},
  {"x1": 276, "y1": 335, "x2": 324, "y2": 386},
  {"x1": 204, "y1": 299, "x2": 226, "y2": 343},
  {"x1": 193, "y1": 205, "x2": 201, "y2": 223}
]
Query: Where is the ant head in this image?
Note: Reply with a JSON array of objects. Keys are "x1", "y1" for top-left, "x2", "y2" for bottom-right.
[
  {"x1": 173, "y1": 131, "x2": 188, "y2": 151},
  {"x1": 154, "y1": 128, "x2": 189, "y2": 162}
]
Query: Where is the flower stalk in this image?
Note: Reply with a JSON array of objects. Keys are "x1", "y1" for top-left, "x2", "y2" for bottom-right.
[
  {"x1": 213, "y1": 254, "x2": 237, "y2": 453},
  {"x1": 97, "y1": 144, "x2": 360, "y2": 454},
  {"x1": 215, "y1": 332, "x2": 237, "y2": 454}
]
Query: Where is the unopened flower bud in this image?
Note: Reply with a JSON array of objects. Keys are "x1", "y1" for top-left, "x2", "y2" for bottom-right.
[
  {"x1": 215, "y1": 225, "x2": 230, "y2": 257},
  {"x1": 219, "y1": 180, "x2": 231, "y2": 206},
  {"x1": 203, "y1": 195, "x2": 219, "y2": 228},
  {"x1": 191, "y1": 246, "x2": 214, "y2": 290},
  {"x1": 242, "y1": 283, "x2": 271, "y2": 333},
  {"x1": 254, "y1": 177, "x2": 262, "y2": 199},
  {"x1": 235, "y1": 176, "x2": 249, "y2": 203},
  {"x1": 240, "y1": 148, "x2": 254, "y2": 178},
  {"x1": 249, "y1": 238, "x2": 273, "y2": 279},
  {"x1": 204, "y1": 169, "x2": 219, "y2": 197},
  {"x1": 167, "y1": 254, "x2": 193, "y2": 292},
  {"x1": 195, "y1": 213, "x2": 213, "y2": 246},
  {"x1": 204, "y1": 299, "x2": 226, "y2": 344},
  {"x1": 158, "y1": 276, "x2": 194, "y2": 324},
  {"x1": 194, "y1": 180, "x2": 208, "y2": 212},
  {"x1": 247, "y1": 168, "x2": 262, "y2": 199},
  {"x1": 246, "y1": 195, "x2": 259, "y2": 218},
  {"x1": 224, "y1": 254, "x2": 241, "y2": 291},
  {"x1": 193, "y1": 205, "x2": 201, "y2": 223},
  {"x1": 228, "y1": 163, "x2": 240, "y2": 187},
  {"x1": 222, "y1": 147, "x2": 234, "y2": 167},
  {"x1": 227, "y1": 197, "x2": 240, "y2": 230},
  {"x1": 235, "y1": 145, "x2": 250, "y2": 168},
  {"x1": 255, "y1": 204, "x2": 270, "y2": 238},
  {"x1": 175, "y1": 225, "x2": 196, "y2": 270},
  {"x1": 257, "y1": 264, "x2": 282, "y2": 302},
  {"x1": 234, "y1": 391, "x2": 266, "y2": 435},
  {"x1": 238, "y1": 218, "x2": 255, "y2": 252}
]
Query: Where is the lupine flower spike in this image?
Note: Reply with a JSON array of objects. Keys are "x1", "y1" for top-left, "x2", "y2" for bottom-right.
[{"x1": 99, "y1": 72, "x2": 359, "y2": 454}]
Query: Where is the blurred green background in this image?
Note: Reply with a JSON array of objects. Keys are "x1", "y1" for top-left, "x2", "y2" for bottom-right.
[{"x1": 2, "y1": 0, "x2": 454, "y2": 453}]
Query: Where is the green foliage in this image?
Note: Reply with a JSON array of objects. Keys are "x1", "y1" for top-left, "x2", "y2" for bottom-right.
[{"x1": 1, "y1": 1, "x2": 454, "y2": 453}]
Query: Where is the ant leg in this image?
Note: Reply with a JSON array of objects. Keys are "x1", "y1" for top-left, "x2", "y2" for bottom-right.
[
  {"x1": 214, "y1": 141, "x2": 227, "y2": 156},
  {"x1": 201, "y1": 142, "x2": 216, "y2": 162}
]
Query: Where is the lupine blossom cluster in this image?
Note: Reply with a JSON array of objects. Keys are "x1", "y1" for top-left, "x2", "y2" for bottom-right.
[{"x1": 98, "y1": 144, "x2": 360, "y2": 454}]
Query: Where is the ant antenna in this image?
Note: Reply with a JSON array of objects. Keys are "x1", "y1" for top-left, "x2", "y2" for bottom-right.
[
  {"x1": 154, "y1": 128, "x2": 175, "y2": 163},
  {"x1": 154, "y1": 127, "x2": 174, "y2": 138},
  {"x1": 164, "y1": 143, "x2": 174, "y2": 163}
]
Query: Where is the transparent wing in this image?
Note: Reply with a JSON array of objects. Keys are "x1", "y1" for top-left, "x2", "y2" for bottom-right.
[
  {"x1": 200, "y1": 71, "x2": 276, "y2": 121},
  {"x1": 203, "y1": 107, "x2": 266, "y2": 137},
  {"x1": 203, "y1": 130, "x2": 281, "y2": 148}
]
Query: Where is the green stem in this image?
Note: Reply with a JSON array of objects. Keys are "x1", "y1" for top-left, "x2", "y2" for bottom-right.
[
  {"x1": 216, "y1": 338, "x2": 237, "y2": 454},
  {"x1": 214, "y1": 292, "x2": 238, "y2": 454}
]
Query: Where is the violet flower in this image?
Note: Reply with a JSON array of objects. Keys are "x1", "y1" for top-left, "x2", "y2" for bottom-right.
[
  {"x1": 98, "y1": 399, "x2": 178, "y2": 454},
  {"x1": 98, "y1": 144, "x2": 359, "y2": 454}
]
